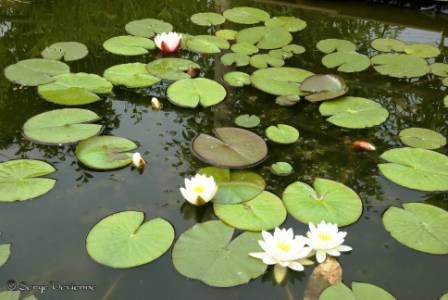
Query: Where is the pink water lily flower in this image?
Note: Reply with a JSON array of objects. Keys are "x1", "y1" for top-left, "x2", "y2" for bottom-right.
[{"x1": 154, "y1": 32, "x2": 182, "y2": 53}]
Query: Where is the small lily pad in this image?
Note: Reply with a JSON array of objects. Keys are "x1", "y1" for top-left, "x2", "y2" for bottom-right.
[
  {"x1": 231, "y1": 43, "x2": 259, "y2": 55},
  {"x1": 404, "y1": 43, "x2": 440, "y2": 58},
  {"x1": 216, "y1": 29, "x2": 237, "y2": 40},
  {"x1": 371, "y1": 54, "x2": 428, "y2": 78},
  {"x1": 234, "y1": 114, "x2": 260, "y2": 128},
  {"x1": 300, "y1": 74, "x2": 348, "y2": 102},
  {"x1": 265, "y1": 16, "x2": 306, "y2": 32},
  {"x1": 269, "y1": 44, "x2": 306, "y2": 59},
  {"x1": 146, "y1": 58, "x2": 200, "y2": 81},
  {"x1": 431, "y1": 63, "x2": 448, "y2": 77},
  {"x1": 270, "y1": 162, "x2": 293, "y2": 176},
  {"x1": 191, "y1": 12, "x2": 225, "y2": 26},
  {"x1": 41, "y1": 41, "x2": 88, "y2": 61},
  {"x1": 265, "y1": 124, "x2": 299, "y2": 144},
  {"x1": 399, "y1": 128, "x2": 446, "y2": 150},
  {"x1": 220, "y1": 53, "x2": 250, "y2": 67},
  {"x1": 0, "y1": 244, "x2": 11, "y2": 267},
  {"x1": 322, "y1": 52, "x2": 370, "y2": 73},
  {"x1": 224, "y1": 71, "x2": 251, "y2": 87},
  {"x1": 371, "y1": 38, "x2": 405, "y2": 53},
  {"x1": 250, "y1": 54, "x2": 284, "y2": 69},
  {"x1": 103, "y1": 35, "x2": 155, "y2": 56},
  {"x1": 275, "y1": 95, "x2": 301, "y2": 106},
  {"x1": 4, "y1": 58, "x2": 70, "y2": 86},
  {"x1": 236, "y1": 26, "x2": 292, "y2": 50},
  {"x1": 317, "y1": 39, "x2": 356, "y2": 53},
  {"x1": 167, "y1": 78, "x2": 226, "y2": 108},
  {"x1": 223, "y1": 6, "x2": 270, "y2": 24},
  {"x1": 186, "y1": 35, "x2": 229, "y2": 54},
  {"x1": 251, "y1": 67, "x2": 314, "y2": 96},
  {"x1": 86, "y1": 211, "x2": 174, "y2": 268},
  {"x1": 104, "y1": 63, "x2": 160, "y2": 88},
  {"x1": 125, "y1": 18, "x2": 173, "y2": 38},
  {"x1": 320, "y1": 282, "x2": 396, "y2": 300}
]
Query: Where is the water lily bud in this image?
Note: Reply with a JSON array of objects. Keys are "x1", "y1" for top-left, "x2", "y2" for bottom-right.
[
  {"x1": 352, "y1": 140, "x2": 376, "y2": 151},
  {"x1": 132, "y1": 152, "x2": 146, "y2": 169},
  {"x1": 154, "y1": 32, "x2": 182, "y2": 53},
  {"x1": 151, "y1": 97, "x2": 162, "y2": 110}
]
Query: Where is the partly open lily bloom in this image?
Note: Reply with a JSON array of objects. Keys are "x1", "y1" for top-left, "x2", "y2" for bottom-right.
[
  {"x1": 249, "y1": 227, "x2": 313, "y2": 272},
  {"x1": 154, "y1": 32, "x2": 182, "y2": 53},
  {"x1": 305, "y1": 221, "x2": 352, "y2": 263},
  {"x1": 132, "y1": 152, "x2": 146, "y2": 169},
  {"x1": 180, "y1": 174, "x2": 217, "y2": 206}
]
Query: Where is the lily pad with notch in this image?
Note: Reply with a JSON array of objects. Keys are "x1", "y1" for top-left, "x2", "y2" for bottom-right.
[
  {"x1": 251, "y1": 67, "x2": 314, "y2": 96},
  {"x1": 300, "y1": 74, "x2": 348, "y2": 102},
  {"x1": 265, "y1": 16, "x2": 306, "y2": 32},
  {"x1": 322, "y1": 52, "x2": 370, "y2": 73},
  {"x1": 167, "y1": 78, "x2": 226, "y2": 108},
  {"x1": 125, "y1": 18, "x2": 173, "y2": 38},
  {"x1": 223, "y1": 6, "x2": 270, "y2": 24},
  {"x1": 234, "y1": 114, "x2": 260, "y2": 128},
  {"x1": 186, "y1": 35, "x2": 229, "y2": 54},
  {"x1": 236, "y1": 26, "x2": 292, "y2": 50},
  {"x1": 104, "y1": 63, "x2": 160, "y2": 88},
  {"x1": 317, "y1": 39, "x2": 356, "y2": 53},
  {"x1": 371, "y1": 54, "x2": 428, "y2": 78},
  {"x1": 41, "y1": 41, "x2": 88, "y2": 62},
  {"x1": 231, "y1": 42, "x2": 259, "y2": 55},
  {"x1": 320, "y1": 282, "x2": 396, "y2": 300},
  {"x1": 275, "y1": 95, "x2": 301, "y2": 106},
  {"x1": 103, "y1": 35, "x2": 155, "y2": 56},
  {"x1": 399, "y1": 127, "x2": 446, "y2": 150},
  {"x1": 250, "y1": 54, "x2": 284, "y2": 69},
  {"x1": 216, "y1": 29, "x2": 237, "y2": 40},
  {"x1": 224, "y1": 71, "x2": 251, "y2": 87},
  {"x1": 270, "y1": 162, "x2": 293, "y2": 176},
  {"x1": 265, "y1": 124, "x2": 299, "y2": 144},
  {"x1": 403, "y1": 43, "x2": 440, "y2": 58},
  {"x1": 431, "y1": 63, "x2": 448, "y2": 77},
  {"x1": 221, "y1": 53, "x2": 250, "y2": 67},
  {"x1": 371, "y1": 38, "x2": 405, "y2": 53},
  {"x1": 146, "y1": 58, "x2": 200, "y2": 81},
  {"x1": 191, "y1": 12, "x2": 226, "y2": 26},
  {"x1": 4, "y1": 58, "x2": 70, "y2": 86}
]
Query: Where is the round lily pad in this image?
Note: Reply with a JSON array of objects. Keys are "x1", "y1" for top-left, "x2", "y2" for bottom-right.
[
  {"x1": 223, "y1": 6, "x2": 270, "y2": 24},
  {"x1": 383, "y1": 203, "x2": 448, "y2": 254},
  {"x1": 0, "y1": 244, "x2": 10, "y2": 267},
  {"x1": 251, "y1": 67, "x2": 314, "y2": 96},
  {"x1": 38, "y1": 72, "x2": 112, "y2": 106},
  {"x1": 186, "y1": 35, "x2": 229, "y2": 54},
  {"x1": 234, "y1": 114, "x2": 260, "y2": 128},
  {"x1": 125, "y1": 18, "x2": 173, "y2": 38},
  {"x1": 167, "y1": 78, "x2": 226, "y2": 108},
  {"x1": 250, "y1": 54, "x2": 284, "y2": 69},
  {"x1": 371, "y1": 54, "x2": 428, "y2": 78},
  {"x1": 404, "y1": 43, "x2": 440, "y2": 58},
  {"x1": 0, "y1": 159, "x2": 56, "y2": 202},
  {"x1": 191, "y1": 12, "x2": 225, "y2": 26},
  {"x1": 317, "y1": 39, "x2": 356, "y2": 53},
  {"x1": 270, "y1": 162, "x2": 293, "y2": 176},
  {"x1": 283, "y1": 178, "x2": 362, "y2": 226},
  {"x1": 216, "y1": 29, "x2": 237, "y2": 40},
  {"x1": 236, "y1": 26, "x2": 292, "y2": 50},
  {"x1": 172, "y1": 220, "x2": 266, "y2": 287},
  {"x1": 265, "y1": 16, "x2": 306, "y2": 32},
  {"x1": 41, "y1": 41, "x2": 88, "y2": 61},
  {"x1": 86, "y1": 211, "x2": 174, "y2": 268},
  {"x1": 104, "y1": 63, "x2": 160, "y2": 88},
  {"x1": 265, "y1": 124, "x2": 299, "y2": 144},
  {"x1": 23, "y1": 108, "x2": 102, "y2": 145},
  {"x1": 220, "y1": 53, "x2": 250, "y2": 67},
  {"x1": 75, "y1": 136, "x2": 137, "y2": 170},
  {"x1": 431, "y1": 63, "x2": 448, "y2": 77},
  {"x1": 4, "y1": 58, "x2": 70, "y2": 86},
  {"x1": 399, "y1": 128, "x2": 446, "y2": 150},
  {"x1": 146, "y1": 58, "x2": 200, "y2": 81},
  {"x1": 300, "y1": 74, "x2": 348, "y2": 102},
  {"x1": 319, "y1": 96, "x2": 389, "y2": 129},
  {"x1": 231, "y1": 42, "x2": 259, "y2": 55},
  {"x1": 322, "y1": 52, "x2": 370, "y2": 73},
  {"x1": 378, "y1": 147, "x2": 448, "y2": 192},
  {"x1": 103, "y1": 35, "x2": 155, "y2": 56},
  {"x1": 192, "y1": 127, "x2": 268, "y2": 169},
  {"x1": 224, "y1": 71, "x2": 251, "y2": 87},
  {"x1": 320, "y1": 282, "x2": 396, "y2": 300},
  {"x1": 371, "y1": 38, "x2": 405, "y2": 53}
]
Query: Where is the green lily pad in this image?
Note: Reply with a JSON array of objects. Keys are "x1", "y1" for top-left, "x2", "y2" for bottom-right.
[
  {"x1": 4, "y1": 58, "x2": 70, "y2": 86},
  {"x1": 383, "y1": 203, "x2": 448, "y2": 254},
  {"x1": 104, "y1": 63, "x2": 160, "y2": 88},
  {"x1": 444, "y1": 78, "x2": 448, "y2": 87},
  {"x1": 231, "y1": 43, "x2": 259, "y2": 55},
  {"x1": 186, "y1": 35, "x2": 229, "y2": 54},
  {"x1": 320, "y1": 282, "x2": 396, "y2": 300},
  {"x1": 224, "y1": 71, "x2": 251, "y2": 87},
  {"x1": 440, "y1": 293, "x2": 448, "y2": 300},
  {"x1": 300, "y1": 74, "x2": 348, "y2": 102},
  {"x1": 75, "y1": 136, "x2": 137, "y2": 170},
  {"x1": 23, "y1": 108, "x2": 102, "y2": 145},
  {"x1": 172, "y1": 220, "x2": 267, "y2": 287},
  {"x1": 192, "y1": 127, "x2": 268, "y2": 169},
  {"x1": 322, "y1": 52, "x2": 370, "y2": 73},
  {"x1": 269, "y1": 44, "x2": 306, "y2": 60},
  {"x1": 86, "y1": 211, "x2": 174, "y2": 268},
  {"x1": 250, "y1": 54, "x2": 284, "y2": 69},
  {"x1": 319, "y1": 96, "x2": 389, "y2": 129},
  {"x1": 0, "y1": 291, "x2": 20, "y2": 300},
  {"x1": 103, "y1": 35, "x2": 155, "y2": 56},
  {"x1": 198, "y1": 167, "x2": 265, "y2": 204},
  {"x1": 430, "y1": 63, "x2": 448, "y2": 77},
  {"x1": 234, "y1": 114, "x2": 260, "y2": 128},
  {"x1": 167, "y1": 78, "x2": 226, "y2": 108},
  {"x1": 216, "y1": 29, "x2": 237, "y2": 40},
  {"x1": 399, "y1": 127, "x2": 446, "y2": 150},
  {"x1": 317, "y1": 39, "x2": 356, "y2": 53},
  {"x1": 265, "y1": 16, "x2": 306, "y2": 32},
  {"x1": 41, "y1": 41, "x2": 88, "y2": 61},
  {"x1": 220, "y1": 53, "x2": 250, "y2": 67},
  {"x1": 146, "y1": 58, "x2": 200, "y2": 81},
  {"x1": 236, "y1": 26, "x2": 292, "y2": 50},
  {"x1": 0, "y1": 159, "x2": 56, "y2": 202},
  {"x1": 275, "y1": 95, "x2": 301, "y2": 106},
  {"x1": 191, "y1": 12, "x2": 225, "y2": 26},
  {"x1": 445, "y1": 95, "x2": 448, "y2": 107},
  {"x1": 38, "y1": 73, "x2": 112, "y2": 106},
  {"x1": 223, "y1": 6, "x2": 270, "y2": 24},
  {"x1": 404, "y1": 43, "x2": 440, "y2": 58},
  {"x1": 214, "y1": 191, "x2": 287, "y2": 231},
  {"x1": 265, "y1": 124, "x2": 299, "y2": 144},
  {"x1": 378, "y1": 147, "x2": 448, "y2": 192},
  {"x1": 270, "y1": 162, "x2": 293, "y2": 176},
  {"x1": 371, "y1": 54, "x2": 429, "y2": 78},
  {"x1": 251, "y1": 67, "x2": 314, "y2": 96},
  {"x1": 371, "y1": 38, "x2": 405, "y2": 53},
  {"x1": 283, "y1": 178, "x2": 362, "y2": 226},
  {"x1": 125, "y1": 18, "x2": 173, "y2": 38},
  {"x1": 0, "y1": 244, "x2": 11, "y2": 267}
]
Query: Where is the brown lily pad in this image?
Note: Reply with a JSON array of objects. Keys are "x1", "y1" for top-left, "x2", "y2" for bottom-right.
[{"x1": 300, "y1": 74, "x2": 348, "y2": 102}]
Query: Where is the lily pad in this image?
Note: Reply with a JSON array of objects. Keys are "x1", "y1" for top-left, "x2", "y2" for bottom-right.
[
  {"x1": 231, "y1": 43, "x2": 259, "y2": 55},
  {"x1": 224, "y1": 71, "x2": 251, "y2": 87},
  {"x1": 23, "y1": 108, "x2": 102, "y2": 145},
  {"x1": 216, "y1": 29, "x2": 237, "y2": 40},
  {"x1": 371, "y1": 38, "x2": 405, "y2": 53},
  {"x1": 431, "y1": 63, "x2": 448, "y2": 77},
  {"x1": 125, "y1": 18, "x2": 173, "y2": 38},
  {"x1": 223, "y1": 6, "x2": 270, "y2": 24},
  {"x1": 445, "y1": 95, "x2": 448, "y2": 107},
  {"x1": 186, "y1": 35, "x2": 229, "y2": 54},
  {"x1": 192, "y1": 127, "x2": 268, "y2": 169},
  {"x1": 41, "y1": 41, "x2": 88, "y2": 61},
  {"x1": 371, "y1": 54, "x2": 428, "y2": 78},
  {"x1": 234, "y1": 114, "x2": 260, "y2": 128},
  {"x1": 146, "y1": 58, "x2": 200, "y2": 81},
  {"x1": 214, "y1": 191, "x2": 287, "y2": 231},
  {"x1": 322, "y1": 52, "x2": 370, "y2": 73},
  {"x1": 378, "y1": 147, "x2": 448, "y2": 191},
  {"x1": 220, "y1": 53, "x2": 250, "y2": 67},
  {"x1": 103, "y1": 35, "x2": 155, "y2": 56},
  {"x1": 0, "y1": 244, "x2": 11, "y2": 267},
  {"x1": 265, "y1": 16, "x2": 306, "y2": 32},
  {"x1": 317, "y1": 39, "x2": 356, "y2": 53},
  {"x1": 275, "y1": 95, "x2": 301, "y2": 106},
  {"x1": 399, "y1": 128, "x2": 446, "y2": 150},
  {"x1": 319, "y1": 96, "x2": 389, "y2": 129},
  {"x1": 269, "y1": 44, "x2": 306, "y2": 59},
  {"x1": 404, "y1": 43, "x2": 440, "y2": 58},
  {"x1": 0, "y1": 159, "x2": 56, "y2": 202},
  {"x1": 320, "y1": 282, "x2": 396, "y2": 300},
  {"x1": 38, "y1": 73, "x2": 112, "y2": 105},
  {"x1": 191, "y1": 12, "x2": 225, "y2": 26},
  {"x1": 250, "y1": 54, "x2": 284, "y2": 69},
  {"x1": 300, "y1": 74, "x2": 348, "y2": 102},
  {"x1": 172, "y1": 220, "x2": 267, "y2": 287},
  {"x1": 75, "y1": 136, "x2": 137, "y2": 170},
  {"x1": 236, "y1": 26, "x2": 292, "y2": 50},
  {"x1": 265, "y1": 124, "x2": 299, "y2": 144},
  {"x1": 444, "y1": 78, "x2": 448, "y2": 87},
  {"x1": 383, "y1": 203, "x2": 448, "y2": 254},
  {"x1": 104, "y1": 63, "x2": 160, "y2": 88},
  {"x1": 283, "y1": 178, "x2": 362, "y2": 226},
  {"x1": 270, "y1": 162, "x2": 293, "y2": 176},
  {"x1": 86, "y1": 211, "x2": 174, "y2": 268},
  {"x1": 167, "y1": 78, "x2": 226, "y2": 108},
  {"x1": 0, "y1": 291, "x2": 20, "y2": 300},
  {"x1": 4, "y1": 58, "x2": 70, "y2": 86},
  {"x1": 251, "y1": 67, "x2": 314, "y2": 96}
]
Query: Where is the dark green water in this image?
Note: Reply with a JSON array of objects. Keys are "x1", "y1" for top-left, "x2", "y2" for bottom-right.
[{"x1": 0, "y1": 0, "x2": 447, "y2": 299}]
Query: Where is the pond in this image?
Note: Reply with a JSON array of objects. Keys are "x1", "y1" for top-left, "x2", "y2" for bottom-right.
[{"x1": 0, "y1": 0, "x2": 447, "y2": 299}]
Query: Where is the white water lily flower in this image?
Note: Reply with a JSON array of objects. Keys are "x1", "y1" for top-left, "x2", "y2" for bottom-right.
[
  {"x1": 154, "y1": 32, "x2": 182, "y2": 53},
  {"x1": 132, "y1": 152, "x2": 145, "y2": 169},
  {"x1": 249, "y1": 227, "x2": 313, "y2": 272},
  {"x1": 179, "y1": 174, "x2": 217, "y2": 206},
  {"x1": 305, "y1": 221, "x2": 352, "y2": 263}
]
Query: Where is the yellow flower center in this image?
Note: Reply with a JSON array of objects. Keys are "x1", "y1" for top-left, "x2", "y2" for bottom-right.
[
  {"x1": 277, "y1": 242, "x2": 291, "y2": 252},
  {"x1": 194, "y1": 185, "x2": 205, "y2": 193},
  {"x1": 318, "y1": 232, "x2": 332, "y2": 241}
]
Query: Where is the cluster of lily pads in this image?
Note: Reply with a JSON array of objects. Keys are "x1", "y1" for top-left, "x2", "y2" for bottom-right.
[{"x1": 1, "y1": 4, "x2": 448, "y2": 300}]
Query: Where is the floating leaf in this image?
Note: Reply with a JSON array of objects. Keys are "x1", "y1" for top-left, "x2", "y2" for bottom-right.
[
  {"x1": 224, "y1": 71, "x2": 251, "y2": 87},
  {"x1": 125, "y1": 18, "x2": 173, "y2": 38},
  {"x1": 265, "y1": 124, "x2": 299, "y2": 144},
  {"x1": 172, "y1": 220, "x2": 267, "y2": 287},
  {"x1": 167, "y1": 78, "x2": 226, "y2": 108},
  {"x1": 220, "y1": 53, "x2": 250, "y2": 67},
  {"x1": 223, "y1": 6, "x2": 270, "y2": 24},
  {"x1": 322, "y1": 52, "x2": 370, "y2": 73},
  {"x1": 191, "y1": 12, "x2": 225, "y2": 26},
  {"x1": 383, "y1": 203, "x2": 448, "y2": 255},
  {"x1": 0, "y1": 291, "x2": 20, "y2": 300},
  {"x1": 23, "y1": 108, "x2": 102, "y2": 145},
  {"x1": 275, "y1": 95, "x2": 301, "y2": 106},
  {"x1": 319, "y1": 96, "x2": 389, "y2": 129},
  {"x1": 283, "y1": 178, "x2": 362, "y2": 226},
  {"x1": 231, "y1": 42, "x2": 259, "y2": 55},
  {"x1": 270, "y1": 162, "x2": 293, "y2": 176},
  {"x1": 216, "y1": 29, "x2": 237, "y2": 40},
  {"x1": 404, "y1": 43, "x2": 440, "y2": 58},
  {"x1": 146, "y1": 58, "x2": 200, "y2": 81},
  {"x1": 104, "y1": 63, "x2": 161, "y2": 88},
  {"x1": 86, "y1": 211, "x2": 174, "y2": 268},
  {"x1": 444, "y1": 78, "x2": 448, "y2": 87},
  {"x1": 251, "y1": 67, "x2": 314, "y2": 96},
  {"x1": 0, "y1": 244, "x2": 11, "y2": 267},
  {"x1": 4, "y1": 59, "x2": 69, "y2": 86},
  {"x1": 399, "y1": 127, "x2": 446, "y2": 150},
  {"x1": 265, "y1": 16, "x2": 306, "y2": 32},
  {"x1": 269, "y1": 44, "x2": 305, "y2": 59},
  {"x1": 236, "y1": 26, "x2": 292, "y2": 50},
  {"x1": 250, "y1": 54, "x2": 284, "y2": 69},
  {"x1": 0, "y1": 160, "x2": 56, "y2": 202},
  {"x1": 441, "y1": 293, "x2": 448, "y2": 300},
  {"x1": 103, "y1": 35, "x2": 155, "y2": 56},
  {"x1": 41, "y1": 41, "x2": 88, "y2": 61},
  {"x1": 317, "y1": 39, "x2": 356, "y2": 53},
  {"x1": 371, "y1": 38, "x2": 405, "y2": 52},
  {"x1": 431, "y1": 63, "x2": 448, "y2": 77},
  {"x1": 38, "y1": 73, "x2": 112, "y2": 105},
  {"x1": 371, "y1": 54, "x2": 428, "y2": 78},
  {"x1": 76, "y1": 136, "x2": 137, "y2": 170},
  {"x1": 379, "y1": 147, "x2": 448, "y2": 191},
  {"x1": 300, "y1": 74, "x2": 348, "y2": 102},
  {"x1": 186, "y1": 35, "x2": 229, "y2": 54},
  {"x1": 445, "y1": 95, "x2": 448, "y2": 107},
  {"x1": 192, "y1": 127, "x2": 268, "y2": 169},
  {"x1": 320, "y1": 282, "x2": 396, "y2": 300},
  {"x1": 234, "y1": 114, "x2": 260, "y2": 128}
]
